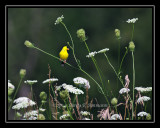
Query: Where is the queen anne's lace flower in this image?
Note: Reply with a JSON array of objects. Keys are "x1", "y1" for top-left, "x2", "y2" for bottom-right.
[
  {"x1": 8, "y1": 82, "x2": 15, "y2": 89},
  {"x1": 42, "y1": 78, "x2": 58, "y2": 84},
  {"x1": 62, "y1": 83, "x2": 84, "y2": 95},
  {"x1": 55, "y1": 15, "x2": 64, "y2": 25},
  {"x1": 137, "y1": 111, "x2": 148, "y2": 117},
  {"x1": 135, "y1": 87, "x2": 152, "y2": 93},
  {"x1": 97, "y1": 48, "x2": 109, "y2": 54},
  {"x1": 126, "y1": 18, "x2": 138, "y2": 23},
  {"x1": 80, "y1": 111, "x2": 90, "y2": 116},
  {"x1": 137, "y1": 96, "x2": 150, "y2": 103},
  {"x1": 73, "y1": 77, "x2": 90, "y2": 89},
  {"x1": 119, "y1": 88, "x2": 130, "y2": 94},
  {"x1": 86, "y1": 51, "x2": 97, "y2": 58},
  {"x1": 24, "y1": 80, "x2": 38, "y2": 85},
  {"x1": 12, "y1": 97, "x2": 36, "y2": 110},
  {"x1": 23, "y1": 110, "x2": 38, "y2": 120},
  {"x1": 59, "y1": 114, "x2": 70, "y2": 120},
  {"x1": 110, "y1": 114, "x2": 121, "y2": 120}
]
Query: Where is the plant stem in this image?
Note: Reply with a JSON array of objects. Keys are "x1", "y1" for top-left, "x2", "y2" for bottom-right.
[
  {"x1": 119, "y1": 47, "x2": 128, "y2": 73},
  {"x1": 34, "y1": 46, "x2": 78, "y2": 70},
  {"x1": 104, "y1": 53, "x2": 124, "y2": 87},
  {"x1": 131, "y1": 24, "x2": 135, "y2": 41},
  {"x1": 8, "y1": 77, "x2": 23, "y2": 112},
  {"x1": 64, "y1": 100, "x2": 74, "y2": 120},
  {"x1": 132, "y1": 51, "x2": 135, "y2": 120}
]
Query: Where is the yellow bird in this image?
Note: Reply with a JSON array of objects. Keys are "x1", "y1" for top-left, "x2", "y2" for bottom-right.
[{"x1": 59, "y1": 46, "x2": 69, "y2": 66}]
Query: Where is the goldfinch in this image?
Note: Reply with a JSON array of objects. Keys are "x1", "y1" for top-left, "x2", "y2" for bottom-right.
[{"x1": 59, "y1": 46, "x2": 69, "y2": 66}]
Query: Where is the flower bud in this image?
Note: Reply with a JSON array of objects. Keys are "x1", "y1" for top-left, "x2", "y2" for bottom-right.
[
  {"x1": 129, "y1": 41, "x2": 135, "y2": 52},
  {"x1": 146, "y1": 113, "x2": 151, "y2": 120},
  {"x1": 115, "y1": 29, "x2": 121, "y2": 39},
  {"x1": 16, "y1": 112, "x2": 22, "y2": 117},
  {"x1": 39, "y1": 91, "x2": 47, "y2": 101},
  {"x1": 24, "y1": 40, "x2": 34, "y2": 48},
  {"x1": 59, "y1": 90, "x2": 69, "y2": 100},
  {"x1": 38, "y1": 114, "x2": 45, "y2": 120},
  {"x1": 111, "y1": 97, "x2": 118, "y2": 106},
  {"x1": 19, "y1": 69, "x2": 26, "y2": 79},
  {"x1": 77, "y1": 29, "x2": 86, "y2": 41},
  {"x1": 8, "y1": 88, "x2": 14, "y2": 96}
]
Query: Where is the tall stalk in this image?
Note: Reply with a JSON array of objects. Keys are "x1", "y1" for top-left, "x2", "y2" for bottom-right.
[{"x1": 132, "y1": 51, "x2": 135, "y2": 120}]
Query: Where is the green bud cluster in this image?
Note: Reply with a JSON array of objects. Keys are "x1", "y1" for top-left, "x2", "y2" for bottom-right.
[
  {"x1": 129, "y1": 41, "x2": 135, "y2": 52},
  {"x1": 24, "y1": 40, "x2": 34, "y2": 48},
  {"x1": 77, "y1": 29, "x2": 87, "y2": 41},
  {"x1": 111, "y1": 97, "x2": 118, "y2": 106},
  {"x1": 38, "y1": 114, "x2": 45, "y2": 120},
  {"x1": 59, "y1": 90, "x2": 69, "y2": 100},
  {"x1": 115, "y1": 29, "x2": 121, "y2": 39},
  {"x1": 19, "y1": 69, "x2": 26, "y2": 79},
  {"x1": 39, "y1": 91, "x2": 47, "y2": 103}
]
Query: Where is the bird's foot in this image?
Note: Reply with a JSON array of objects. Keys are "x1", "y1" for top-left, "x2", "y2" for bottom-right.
[{"x1": 64, "y1": 60, "x2": 66, "y2": 63}]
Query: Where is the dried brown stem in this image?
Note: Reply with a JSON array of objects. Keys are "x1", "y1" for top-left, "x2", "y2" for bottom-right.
[
  {"x1": 68, "y1": 96, "x2": 78, "y2": 120},
  {"x1": 76, "y1": 95, "x2": 81, "y2": 120}
]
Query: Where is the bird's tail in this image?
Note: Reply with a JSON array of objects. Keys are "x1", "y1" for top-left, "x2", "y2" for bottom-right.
[{"x1": 61, "y1": 61, "x2": 65, "y2": 66}]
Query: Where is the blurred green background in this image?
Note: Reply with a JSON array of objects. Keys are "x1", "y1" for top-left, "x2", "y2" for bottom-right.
[{"x1": 8, "y1": 7, "x2": 152, "y2": 120}]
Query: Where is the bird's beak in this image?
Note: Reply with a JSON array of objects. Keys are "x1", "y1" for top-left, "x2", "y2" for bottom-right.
[{"x1": 67, "y1": 48, "x2": 69, "y2": 50}]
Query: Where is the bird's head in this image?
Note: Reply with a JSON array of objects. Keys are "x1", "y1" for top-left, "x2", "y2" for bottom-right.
[{"x1": 63, "y1": 46, "x2": 69, "y2": 51}]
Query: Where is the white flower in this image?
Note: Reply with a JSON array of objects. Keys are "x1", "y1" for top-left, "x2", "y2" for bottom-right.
[
  {"x1": 73, "y1": 77, "x2": 90, "y2": 89},
  {"x1": 137, "y1": 96, "x2": 150, "y2": 103},
  {"x1": 55, "y1": 85, "x2": 62, "y2": 91},
  {"x1": 135, "y1": 87, "x2": 152, "y2": 93},
  {"x1": 110, "y1": 114, "x2": 121, "y2": 120},
  {"x1": 86, "y1": 51, "x2": 97, "y2": 58},
  {"x1": 59, "y1": 114, "x2": 70, "y2": 120},
  {"x1": 24, "y1": 80, "x2": 38, "y2": 85},
  {"x1": 137, "y1": 111, "x2": 148, "y2": 117},
  {"x1": 119, "y1": 88, "x2": 130, "y2": 94},
  {"x1": 12, "y1": 97, "x2": 36, "y2": 110},
  {"x1": 23, "y1": 110, "x2": 38, "y2": 120},
  {"x1": 97, "y1": 48, "x2": 109, "y2": 54},
  {"x1": 55, "y1": 15, "x2": 64, "y2": 25},
  {"x1": 126, "y1": 18, "x2": 138, "y2": 23},
  {"x1": 80, "y1": 111, "x2": 90, "y2": 116},
  {"x1": 42, "y1": 78, "x2": 58, "y2": 84},
  {"x1": 8, "y1": 82, "x2": 15, "y2": 89},
  {"x1": 82, "y1": 118, "x2": 91, "y2": 120},
  {"x1": 39, "y1": 108, "x2": 46, "y2": 112},
  {"x1": 62, "y1": 83, "x2": 84, "y2": 95}
]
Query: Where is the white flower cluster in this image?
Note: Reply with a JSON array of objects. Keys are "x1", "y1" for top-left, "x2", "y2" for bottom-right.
[
  {"x1": 137, "y1": 96, "x2": 150, "y2": 103},
  {"x1": 73, "y1": 77, "x2": 90, "y2": 89},
  {"x1": 110, "y1": 114, "x2": 121, "y2": 120},
  {"x1": 135, "y1": 87, "x2": 152, "y2": 93},
  {"x1": 8, "y1": 82, "x2": 15, "y2": 89},
  {"x1": 86, "y1": 51, "x2": 97, "y2": 58},
  {"x1": 12, "y1": 97, "x2": 36, "y2": 110},
  {"x1": 86, "y1": 48, "x2": 109, "y2": 58},
  {"x1": 80, "y1": 111, "x2": 90, "y2": 116},
  {"x1": 59, "y1": 114, "x2": 70, "y2": 120},
  {"x1": 119, "y1": 88, "x2": 130, "y2": 94},
  {"x1": 24, "y1": 80, "x2": 38, "y2": 85},
  {"x1": 97, "y1": 48, "x2": 109, "y2": 54},
  {"x1": 42, "y1": 78, "x2": 58, "y2": 84},
  {"x1": 137, "y1": 111, "x2": 148, "y2": 117},
  {"x1": 82, "y1": 118, "x2": 91, "y2": 120},
  {"x1": 23, "y1": 110, "x2": 38, "y2": 120},
  {"x1": 55, "y1": 15, "x2": 64, "y2": 25},
  {"x1": 62, "y1": 83, "x2": 84, "y2": 95},
  {"x1": 126, "y1": 18, "x2": 138, "y2": 23}
]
